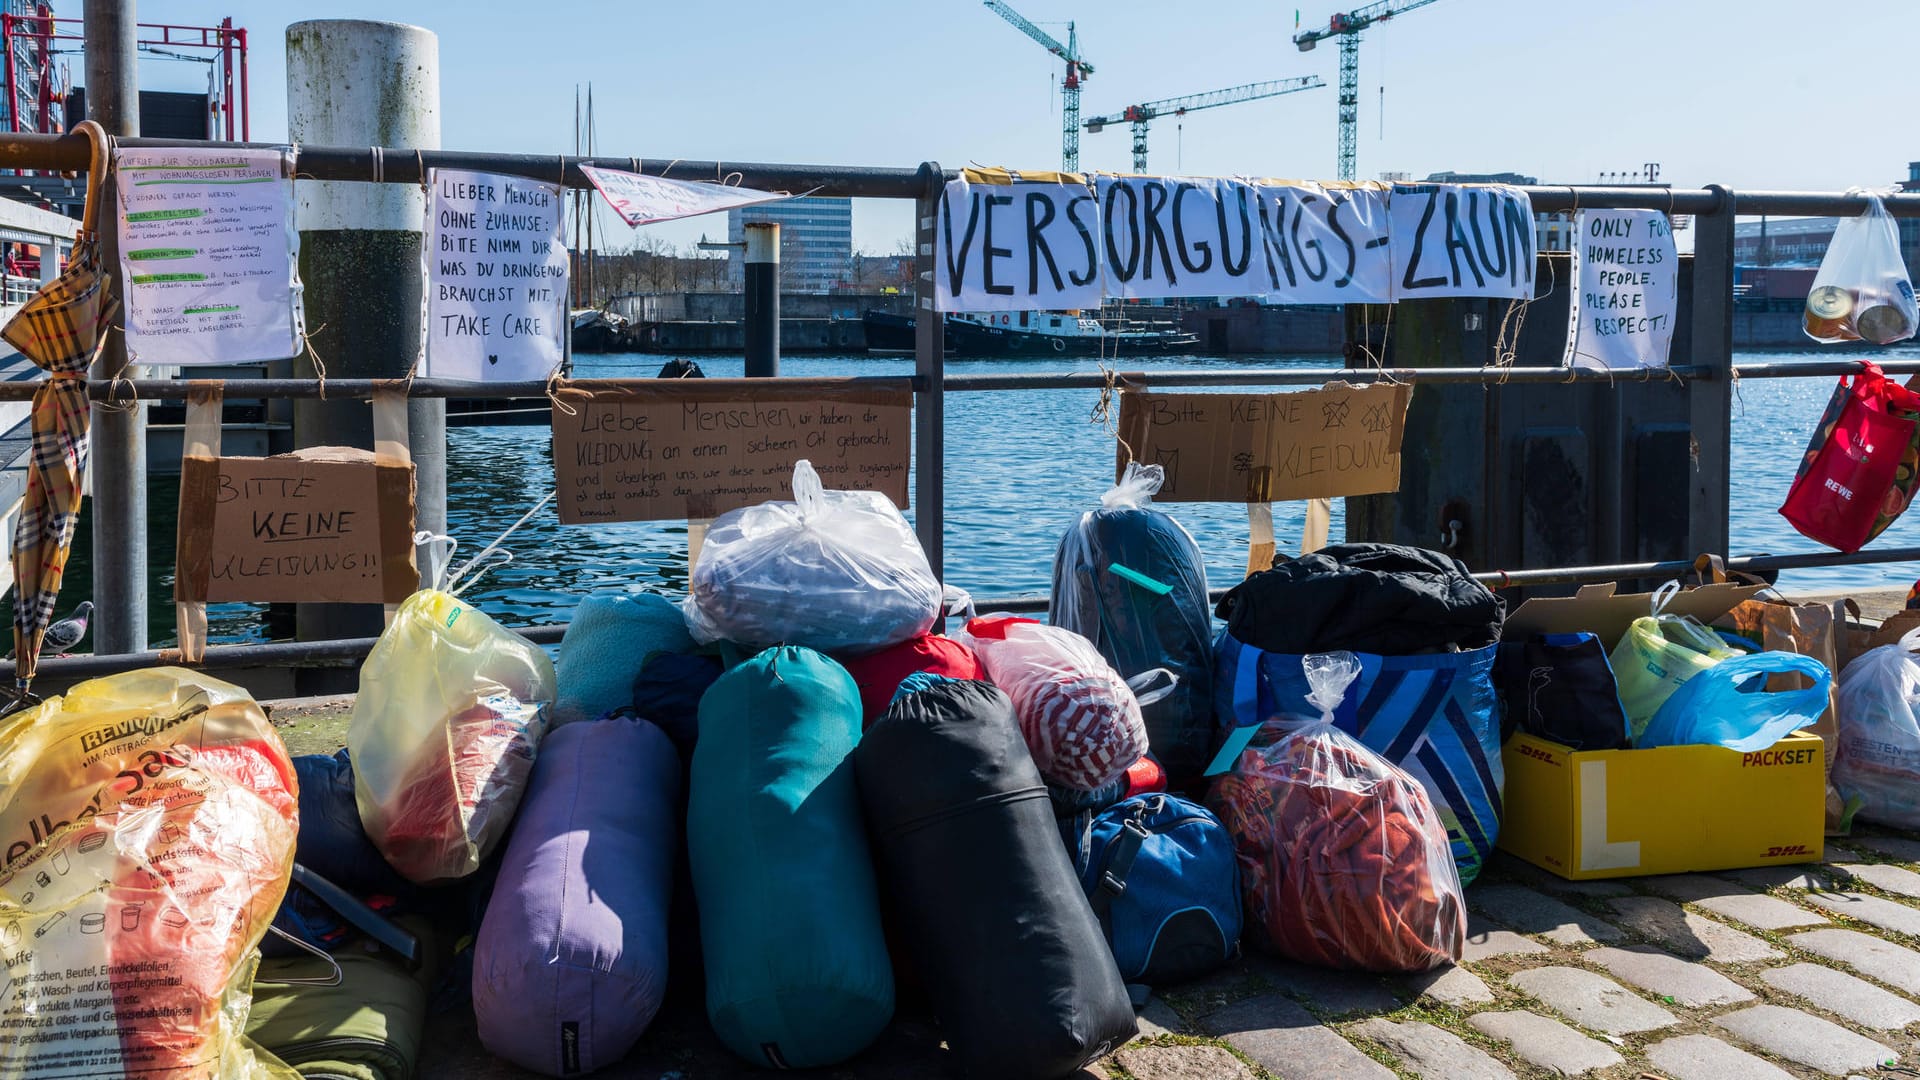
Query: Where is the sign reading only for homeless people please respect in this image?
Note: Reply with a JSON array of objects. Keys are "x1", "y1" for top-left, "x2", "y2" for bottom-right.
[
  {"x1": 935, "y1": 171, "x2": 1533, "y2": 311},
  {"x1": 551, "y1": 382, "x2": 913, "y2": 523}
]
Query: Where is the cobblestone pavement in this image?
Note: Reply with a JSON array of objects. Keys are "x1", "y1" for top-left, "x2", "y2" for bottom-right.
[{"x1": 417, "y1": 830, "x2": 1920, "y2": 1079}]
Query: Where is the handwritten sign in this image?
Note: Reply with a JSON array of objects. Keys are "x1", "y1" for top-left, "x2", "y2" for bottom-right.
[
  {"x1": 176, "y1": 447, "x2": 417, "y2": 604},
  {"x1": 1095, "y1": 176, "x2": 1260, "y2": 301},
  {"x1": 1564, "y1": 209, "x2": 1677, "y2": 370},
  {"x1": 1249, "y1": 180, "x2": 1394, "y2": 303},
  {"x1": 425, "y1": 168, "x2": 568, "y2": 381},
  {"x1": 115, "y1": 145, "x2": 299, "y2": 366},
  {"x1": 580, "y1": 165, "x2": 792, "y2": 227},
  {"x1": 1389, "y1": 183, "x2": 1535, "y2": 301},
  {"x1": 935, "y1": 171, "x2": 1103, "y2": 312},
  {"x1": 551, "y1": 382, "x2": 913, "y2": 522},
  {"x1": 1116, "y1": 383, "x2": 1410, "y2": 502}
]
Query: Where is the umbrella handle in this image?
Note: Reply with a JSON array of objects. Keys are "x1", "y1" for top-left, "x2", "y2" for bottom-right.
[{"x1": 72, "y1": 121, "x2": 108, "y2": 237}]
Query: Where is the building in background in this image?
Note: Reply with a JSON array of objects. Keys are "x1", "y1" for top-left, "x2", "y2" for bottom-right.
[
  {"x1": 727, "y1": 196, "x2": 853, "y2": 295},
  {"x1": 1900, "y1": 161, "x2": 1919, "y2": 287},
  {"x1": 1733, "y1": 217, "x2": 1837, "y2": 267},
  {"x1": 1418, "y1": 171, "x2": 1580, "y2": 252}
]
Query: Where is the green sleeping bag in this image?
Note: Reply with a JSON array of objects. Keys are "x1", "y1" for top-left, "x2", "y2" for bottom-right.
[
  {"x1": 688, "y1": 646, "x2": 894, "y2": 1068},
  {"x1": 245, "y1": 919, "x2": 439, "y2": 1080}
]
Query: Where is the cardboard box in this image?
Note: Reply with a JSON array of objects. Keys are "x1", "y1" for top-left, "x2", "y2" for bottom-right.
[
  {"x1": 1502, "y1": 580, "x2": 1764, "y2": 649},
  {"x1": 1497, "y1": 731, "x2": 1824, "y2": 880}
]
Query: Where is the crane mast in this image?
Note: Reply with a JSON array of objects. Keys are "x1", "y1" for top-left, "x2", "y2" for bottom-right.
[
  {"x1": 1293, "y1": 0, "x2": 1441, "y2": 181},
  {"x1": 984, "y1": 1, "x2": 1095, "y2": 172}
]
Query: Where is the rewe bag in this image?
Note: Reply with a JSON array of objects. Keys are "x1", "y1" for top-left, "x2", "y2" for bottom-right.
[
  {"x1": 1779, "y1": 361, "x2": 1920, "y2": 552},
  {"x1": 1082, "y1": 793, "x2": 1241, "y2": 987},
  {"x1": 1804, "y1": 192, "x2": 1918, "y2": 345}
]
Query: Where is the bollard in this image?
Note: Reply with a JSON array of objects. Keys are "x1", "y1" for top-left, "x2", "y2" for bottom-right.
[
  {"x1": 744, "y1": 222, "x2": 779, "y2": 377},
  {"x1": 84, "y1": 0, "x2": 146, "y2": 655},
  {"x1": 286, "y1": 20, "x2": 442, "y2": 685}
]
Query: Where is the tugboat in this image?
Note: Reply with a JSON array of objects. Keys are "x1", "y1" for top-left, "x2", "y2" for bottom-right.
[{"x1": 863, "y1": 309, "x2": 1199, "y2": 357}]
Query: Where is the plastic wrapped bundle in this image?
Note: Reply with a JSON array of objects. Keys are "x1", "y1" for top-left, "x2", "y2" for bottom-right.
[
  {"x1": 1208, "y1": 654, "x2": 1465, "y2": 973},
  {"x1": 1836, "y1": 628, "x2": 1920, "y2": 828},
  {"x1": 684, "y1": 460, "x2": 940, "y2": 655}
]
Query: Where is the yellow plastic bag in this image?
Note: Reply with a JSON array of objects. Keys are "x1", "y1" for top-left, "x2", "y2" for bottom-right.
[
  {"x1": 0, "y1": 668, "x2": 299, "y2": 1080},
  {"x1": 1610, "y1": 615, "x2": 1741, "y2": 739},
  {"x1": 350, "y1": 590, "x2": 555, "y2": 884}
]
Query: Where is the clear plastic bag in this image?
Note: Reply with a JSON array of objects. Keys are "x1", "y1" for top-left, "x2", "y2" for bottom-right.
[
  {"x1": 1805, "y1": 191, "x2": 1918, "y2": 345},
  {"x1": 1206, "y1": 653, "x2": 1465, "y2": 972},
  {"x1": 1609, "y1": 608, "x2": 1742, "y2": 738},
  {"x1": 685, "y1": 460, "x2": 941, "y2": 655},
  {"x1": 956, "y1": 614, "x2": 1166, "y2": 792},
  {"x1": 1635, "y1": 651, "x2": 1832, "y2": 751},
  {"x1": 0, "y1": 669, "x2": 299, "y2": 1080},
  {"x1": 351, "y1": 589, "x2": 556, "y2": 884},
  {"x1": 1834, "y1": 628, "x2": 1920, "y2": 828}
]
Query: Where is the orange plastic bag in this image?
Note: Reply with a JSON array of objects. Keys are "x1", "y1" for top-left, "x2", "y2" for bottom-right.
[{"x1": 1207, "y1": 653, "x2": 1464, "y2": 972}]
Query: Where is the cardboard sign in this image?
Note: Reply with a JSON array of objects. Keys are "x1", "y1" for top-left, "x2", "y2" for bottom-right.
[
  {"x1": 175, "y1": 447, "x2": 417, "y2": 604},
  {"x1": 552, "y1": 381, "x2": 913, "y2": 522},
  {"x1": 579, "y1": 165, "x2": 792, "y2": 227},
  {"x1": 1501, "y1": 580, "x2": 1765, "y2": 648},
  {"x1": 115, "y1": 145, "x2": 300, "y2": 366},
  {"x1": 935, "y1": 170, "x2": 1104, "y2": 313},
  {"x1": 1116, "y1": 383, "x2": 1410, "y2": 503},
  {"x1": 1564, "y1": 209, "x2": 1678, "y2": 370},
  {"x1": 425, "y1": 168, "x2": 568, "y2": 381},
  {"x1": 1389, "y1": 182, "x2": 1535, "y2": 301},
  {"x1": 1250, "y1": 180, "x2": 1395, "y2": 304}
]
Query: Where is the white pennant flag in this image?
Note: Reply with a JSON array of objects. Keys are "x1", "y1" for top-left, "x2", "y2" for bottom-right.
[{"x1": 579, "y1": 165, "x2": 793, "y2": 226}]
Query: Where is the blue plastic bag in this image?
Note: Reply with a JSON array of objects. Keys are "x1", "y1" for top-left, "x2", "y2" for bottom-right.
[{"x1": 1636, "y1": 652, "x2": 1832, "y2": 751}]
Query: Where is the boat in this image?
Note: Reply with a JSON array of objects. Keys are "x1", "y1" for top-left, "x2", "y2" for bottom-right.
[
  {"x1": 863, "y1": 309, "x2": 1200, "y2": 357},
  {"x1": 571, "y1": 308, "x2": 628, "y2": 353}
]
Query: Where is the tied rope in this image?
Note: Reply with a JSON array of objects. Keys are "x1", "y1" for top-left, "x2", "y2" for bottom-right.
[
  {"x1": 1091, "y1": 363, "x2": 1134, "y2": 465},
  {"x1": 1492, "y1": 186, "x2": 1569, "y2": 383},
  {"x1": 545, "y1": 367, "x2": 580, "y2": 417}
]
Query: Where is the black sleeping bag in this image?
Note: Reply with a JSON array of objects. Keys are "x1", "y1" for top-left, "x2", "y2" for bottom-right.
[{"x1": 854, "y1": 679, "x2": 1136, "y2": 1079}]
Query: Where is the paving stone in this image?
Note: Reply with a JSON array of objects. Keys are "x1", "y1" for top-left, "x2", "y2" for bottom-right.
[
  {"x1": 1800, "y1": 889, "x2": 1920, "y2": 937},
  {"x1": 1460, "y1": 914, "x2": 1552, "y2": 964},
  {"x1": 1493, "y1": 856, "x2": 1636, "y2": 898},
  {"x1": 1831, "y1": 860, "x2": 1920, "y2": 899},
  {"x1": 1350, "y1": 1019, "x2": 1514, "y2": 1080},
  {"x1": 1759, "y1": 962, "x2": 1920, "y2": 1031},
  {"x1": 1638, "y1": 872, "x2": 1752, "y2": 903},
  {"x1": 1251, "y1": 957, "x2": 1403, "y2": 1015},
  {"x1": 1644, "y1": 1034, "x2": 1799, "y2": 1080},
  {"x1": 1790, "y1": 928, "x2": 1920, "y2": 996},
  {"x1": 1711, "y1": 1004, "x2": 1897, "y2": 1076},
  {"x1": 1604, "y1": 895, "x2": 1783, "y2": 963},
  {"x1": 1467, "y1": 1011, "x2": 1622, "y2": 1076},
  {"x1": 1583, "y1": 945, "x2": 1755, "y2": 1007},
  {"x1": 1405, "y1": 964, "x2": 1494, "y2": 1007},
  {"x1": 1471, "y1": 884, "x2": 1625, "y2": 946},
  {"x1": 1718, "y1": 863, "x2": 1835, "y2": 890},
  {"x1": 1113, "y1": 1045, "x2": 1256, "y2": 1080},
  {"x1": 1851, "y1": 833, "x2": 1920, "y2": 863},
  {"x1": 1508, "y1": 966, "x2": 1677, "y2": 1035},
  {"x1": 1637, "y1": 872, "x2": 1831, "y2": 929},
  {"x1": 1201, "y1": 993, "x2": 1395, "y2": 1080},
  {"x1": 1135, "y1": 997, "x2": 1185, "y2": 1038}
]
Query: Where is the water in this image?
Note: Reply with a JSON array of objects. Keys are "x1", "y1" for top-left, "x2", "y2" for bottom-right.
[{"x1": 35, "y1": 346, "x2": 1920, "y2": 647}]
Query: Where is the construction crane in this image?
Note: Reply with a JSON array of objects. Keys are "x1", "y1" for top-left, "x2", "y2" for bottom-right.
[
  {"x1": 1293, "y1": 0, "x2": 1441, "y2": 181},
  {"x1": 1084, "y1": 76, "x2": 1324, "y2": 174},
  {"x1": 983, "y1": 1, "x2": 1094, "y2": 172}
]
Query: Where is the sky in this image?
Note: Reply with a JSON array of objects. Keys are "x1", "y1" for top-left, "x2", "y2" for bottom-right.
[{"x1": 73, "y1": 0, "x2": 1920, "y2": 255}]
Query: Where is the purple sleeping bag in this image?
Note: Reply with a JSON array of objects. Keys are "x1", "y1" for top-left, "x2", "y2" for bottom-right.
[{"x1": 474, "y1": 716, "x2": 681, "y2": 1076}]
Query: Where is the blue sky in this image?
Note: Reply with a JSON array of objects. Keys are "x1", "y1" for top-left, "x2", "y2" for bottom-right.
[{"x1": 97, "y1": 1, "x2": 1920, "y2": 253}]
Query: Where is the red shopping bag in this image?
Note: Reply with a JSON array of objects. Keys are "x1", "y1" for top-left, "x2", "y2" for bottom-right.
[{"x1": 1780, "y1": 361, "x2": 1920, "y2": 552}]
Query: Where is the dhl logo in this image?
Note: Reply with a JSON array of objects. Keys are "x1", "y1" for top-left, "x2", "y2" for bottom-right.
[
  {"x1": 1763, "y1": 845, "x2": 1811, "y2": 858},
  {"x1": 1515, "y1": 743, "x2": 1560, "y2": 766}
]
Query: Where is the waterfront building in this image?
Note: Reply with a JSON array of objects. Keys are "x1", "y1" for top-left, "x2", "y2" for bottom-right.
[{"x1": 727, "y1": 196, "x2": 853, "y2": 295}]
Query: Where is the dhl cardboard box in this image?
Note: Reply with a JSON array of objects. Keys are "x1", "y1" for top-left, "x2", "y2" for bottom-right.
[{"x1": 1498, "y1": 731, "x2": 1824, "y2": 880}]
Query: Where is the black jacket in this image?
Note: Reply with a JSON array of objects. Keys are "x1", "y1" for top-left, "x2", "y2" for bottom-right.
[{"x1": 1216, "y1": 543, "x2": 1504, "y2": 655}]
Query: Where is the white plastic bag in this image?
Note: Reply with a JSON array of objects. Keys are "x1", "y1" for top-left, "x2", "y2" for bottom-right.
[
  {"x1": 956, "y1": 614, "x2": 1167, "y2": 791},
  {"x1": 684, "y1": 460, "x2": 941, "y2": 654},
  {"x1": 1805, "y1": 191, "x2": 1918, "y2": 345},
  {"x1": 1835, "y1": 627, "x2": 1920, "y2": 829}
]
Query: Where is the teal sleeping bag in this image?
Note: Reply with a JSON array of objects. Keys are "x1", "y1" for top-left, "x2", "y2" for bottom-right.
[{"x1": 688, "y1": 646, "x2": 894, "y2": 1068}]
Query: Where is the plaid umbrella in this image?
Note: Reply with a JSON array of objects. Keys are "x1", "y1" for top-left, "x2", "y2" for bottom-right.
[{"x1": 1, "y1": 121, "x2": 110, "y2": 694}]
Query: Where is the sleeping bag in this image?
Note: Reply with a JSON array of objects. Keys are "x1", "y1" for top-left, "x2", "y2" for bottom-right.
[
  {"x1": 854, "y1": 679, "x2": 1136, "y2": 1079},
  {"x1": 838, "y1": 632, "x2": 987, "y2": 726},
  {"x1": 688, "y1": 647, "x2": 893, "y2": 1069},
  {"x1": 474, "y1": 716, "x2": 681, "y2": 1076},
  {"x1": 554, "y1": 592, "x2": 696, "y2": 726},
  {"x1": 1051, "y1": 463, "x2": 1216, "y2": 791}
]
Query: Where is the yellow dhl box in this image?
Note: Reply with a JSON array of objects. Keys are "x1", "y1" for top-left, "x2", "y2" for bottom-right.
[{"x1": 1497, "y1": 731, "x2": 1824, "y2": 880}]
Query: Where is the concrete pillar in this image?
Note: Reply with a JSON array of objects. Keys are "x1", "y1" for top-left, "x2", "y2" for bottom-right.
[
  {"x1": 285, "y1": 20, "x2": 441, "y2": 669},
  {"x1": 743, "y1": 222, "x2": 779, "y2": 377}
]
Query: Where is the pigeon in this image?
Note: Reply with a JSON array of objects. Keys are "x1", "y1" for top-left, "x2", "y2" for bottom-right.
[{"x1": 41, "y1": 601, "x2": 92, "y2": 655}]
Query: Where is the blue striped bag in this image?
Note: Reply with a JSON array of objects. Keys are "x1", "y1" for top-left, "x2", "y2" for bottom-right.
[{"x1": 1208, "y1": 632, "x2": 1504, "y2": 884}]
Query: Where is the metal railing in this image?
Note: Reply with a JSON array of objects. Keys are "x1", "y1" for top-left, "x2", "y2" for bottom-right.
[{"x1": 0, "y1": 128, "x2": 1915, "y2": 683}]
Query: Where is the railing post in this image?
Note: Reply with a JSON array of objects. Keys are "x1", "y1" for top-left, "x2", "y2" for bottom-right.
[
  {"x1": 1687, "y1": 185, "x2": 1735, "y2": 560},
  {"x1": 84, "y1": 0, "x2": 146, "y2": 655},
  {"x1": 913, "y1": 163, "x2": 945, "y2": 583},
  {"x1": 743, "y1": 221, "x2": 779, "y2": 377}
]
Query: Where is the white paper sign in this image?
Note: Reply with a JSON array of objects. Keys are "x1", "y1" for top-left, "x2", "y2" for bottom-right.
[
  {"x1": 1095, "y1": 176, "x2": 1268, "y2": 301},
  {"x1": 579, "y1": 165, "x2": 791, "y2": 227},
  {"x1": 1564, "y1": 209, "x2": 1677, "y2": 370},
  {"x1": 425, "y1": 169, "x2": 568, "y2": 381},
  {"x1": 115, "y1": 145, "x2": 299, "y2": 366},
  {"x1": 1389, "y1": 183, "x2": 1535, "y2": 301},
  {"x1": 1251, "y1": 181, "x2": 1394, "y2": 304},
  {"x1": 934, "y1": 175, "x2": 1104, "y2": 312}
]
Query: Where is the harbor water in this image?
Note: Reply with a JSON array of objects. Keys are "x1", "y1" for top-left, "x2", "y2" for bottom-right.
[{"x1": 35, "y1": 346, "x2": 1920, "y2": 647}]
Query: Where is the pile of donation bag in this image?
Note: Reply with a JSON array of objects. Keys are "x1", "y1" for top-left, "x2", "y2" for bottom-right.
[{"x1": 11, "y1": 457, "x2": 1914, "y2": 1079}]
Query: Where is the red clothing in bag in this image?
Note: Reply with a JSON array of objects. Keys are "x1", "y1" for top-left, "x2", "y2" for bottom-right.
[
  {"x1": 1780, "y1": 361, "x2": 1920, "y2": 552},
  {"x1": 838, "y1": 634, "x2": 986, "y2": 727}
]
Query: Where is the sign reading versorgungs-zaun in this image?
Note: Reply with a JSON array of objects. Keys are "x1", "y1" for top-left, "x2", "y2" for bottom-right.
[{"x1": 551, "y1": 383, "x2": 913, "y2": 522}]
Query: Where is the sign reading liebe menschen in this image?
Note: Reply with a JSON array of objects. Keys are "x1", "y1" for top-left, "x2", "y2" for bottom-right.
[
  {"x1": 1564, "y1": 209, "x2": 1678, "y2": 370},
  {"x1": 425, "y1": 168, "x2": 569, "y2": 381}
]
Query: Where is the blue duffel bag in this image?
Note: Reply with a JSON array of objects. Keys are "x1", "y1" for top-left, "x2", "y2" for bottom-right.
[
  {"x1": 1081, "y1": 793, "x2": 1240, "y2": 989},
  {"x1": 1210, "y1": 634, "x2": 1505, "y2": 884}
]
